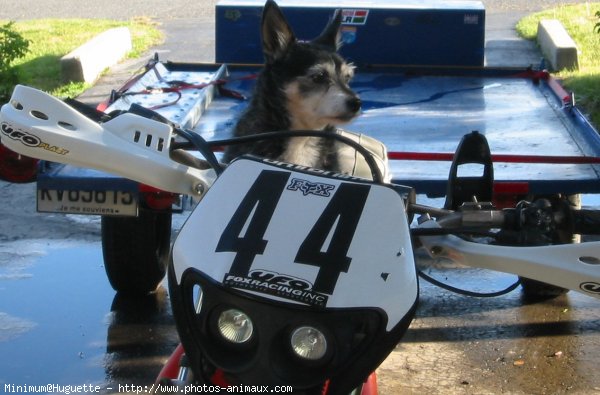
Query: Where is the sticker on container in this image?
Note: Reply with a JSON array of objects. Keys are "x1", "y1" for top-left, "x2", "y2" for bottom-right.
[
  {"x1": 464, "y1": 14, "x2": 480, "y2": 25},
  {"x1": 224, "y1": 10, "x2": 242, "y2": 21},
  {"x1": 341, "y1": 26, "x2": 357, "y2": 45},
  {"x1": 342, "y1": 9, "x2": 369, "y2": 25}
]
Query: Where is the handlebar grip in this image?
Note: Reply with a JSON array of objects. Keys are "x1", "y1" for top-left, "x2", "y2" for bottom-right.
[{"x1": 571, "y1": 209, "x2": 600, "y2": 235}]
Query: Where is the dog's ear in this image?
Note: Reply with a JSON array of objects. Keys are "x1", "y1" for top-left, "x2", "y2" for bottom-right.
[
  {"x1": 261, "y1": 0, "x2": 296, "y2": 63},
  {"x1": 312, "y1": 10, "x2": 343, "y2": 52}
]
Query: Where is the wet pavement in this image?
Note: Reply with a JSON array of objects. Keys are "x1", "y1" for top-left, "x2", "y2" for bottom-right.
[
  {"x1": 378, "y1": 266, "x2": 600, "y2": 394},
  {"x1": 0, "y1": 181, "x2": 181, "y2": 392},
  {"x1": 2, "y1": 1, "x2": 600, "y2": 394}
]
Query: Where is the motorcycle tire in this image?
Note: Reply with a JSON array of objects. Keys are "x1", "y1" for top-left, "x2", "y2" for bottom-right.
[
  {"x1": 519, "y1": 194, "x2": 580, "y2": 300},
  {"x1": 101, "y1": 208, "x2": 172, "y2": 295},
  {"x1": 519, "y1": 277, "x2": 569, "y2": 299}
]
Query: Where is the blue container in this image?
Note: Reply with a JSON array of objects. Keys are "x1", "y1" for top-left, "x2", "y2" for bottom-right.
[{"x1": 215, "y1": 0, "x2": 485, "y2": 67}]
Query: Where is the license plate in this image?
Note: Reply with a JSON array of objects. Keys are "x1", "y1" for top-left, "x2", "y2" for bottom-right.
[{"x1": 37, "y1": 188, "x2": 138, "y2": 216}]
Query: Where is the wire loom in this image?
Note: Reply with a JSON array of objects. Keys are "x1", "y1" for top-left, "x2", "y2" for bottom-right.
[{"x1": 112, "y1": 64, "x2": 255, "y2": 110}]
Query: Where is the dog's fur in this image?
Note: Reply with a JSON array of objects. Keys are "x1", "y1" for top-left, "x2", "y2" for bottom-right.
[{"x1": 222, "y1": 0, "x2": 361, "y2": 171}]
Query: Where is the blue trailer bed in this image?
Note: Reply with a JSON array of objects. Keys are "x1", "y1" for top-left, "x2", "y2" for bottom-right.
[
  {"x1": 174, "y1": 62, "x2": 600, "y2": 197},
  {"x1": 32, "y1": 0, "x2": 600, "y2": 215}
]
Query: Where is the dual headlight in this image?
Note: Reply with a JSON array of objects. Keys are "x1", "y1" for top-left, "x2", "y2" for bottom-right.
[
  {"x1": 217, "y1": 308, "x2": 327, "y2": 361},
  {"x1": 217, "y1": 309, "x2": 253, "y2": 344}
]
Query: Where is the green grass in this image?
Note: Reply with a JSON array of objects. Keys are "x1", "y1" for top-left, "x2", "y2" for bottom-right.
[
  {"x1": 6, "y1": 17, "x2": 163, "y2": 98},
  {"x1": 516, "y1": 3, "x2": 600, "y2": 127}
]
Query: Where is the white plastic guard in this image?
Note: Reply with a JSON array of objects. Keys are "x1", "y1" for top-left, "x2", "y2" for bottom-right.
[
  {"x1": 418, "y1": 220, "x2": 600, "y2": 299},
  {"x1": 173, "y1": 158, "x2": 418, "y2": 331},
  {"x1": 0, "y1": 85, "x2": 215, "y2": 195}
]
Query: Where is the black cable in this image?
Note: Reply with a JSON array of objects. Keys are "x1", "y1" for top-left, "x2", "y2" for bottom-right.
[
  {"x1": 125, "y1": 104, "x2": 223, "y2": 175},
  {"x1": 412, "y1": 224, "x2": 520, "y2": 297},
  {"x1": 173, "y1": 127, "x2": 224, "y2": 175},
  {"x1": 417, "y1": 269, "x2": 521, "y2": 297},
  {"x1": 410, "y1": 227, "x2": 498, "y2": 238},
  {"x1": 173, "y1": 129, "x2": 385, "y2": 183},
  {"x1": 63, "y1": 97, "x2": 113, "y2": 123}
]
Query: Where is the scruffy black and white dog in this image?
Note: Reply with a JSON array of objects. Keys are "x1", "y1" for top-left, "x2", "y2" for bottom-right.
[{"x1": 222, "y1": 0, "x2": 362, "y2": 172}]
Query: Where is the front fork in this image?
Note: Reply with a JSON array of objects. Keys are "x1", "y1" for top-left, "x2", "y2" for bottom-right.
[{"x1": 154, "y1": 345, "x2": 380, "y2": 395}]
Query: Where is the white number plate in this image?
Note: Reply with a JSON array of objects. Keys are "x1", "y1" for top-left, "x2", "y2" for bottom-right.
[
  {"x1": 37, "y1": 188, "x2": 137, "y2": 216},
  {"x1": 173, "y1": 158, "x2": 418, "y2": 330}
]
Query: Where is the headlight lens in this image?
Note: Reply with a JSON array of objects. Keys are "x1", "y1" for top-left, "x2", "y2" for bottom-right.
[
  {"x1": 290, "y1": 326, "x2": 327, "y2": 360},
  {"x1": 217, "y1": 309, "x2": 254, "y2": 343}
]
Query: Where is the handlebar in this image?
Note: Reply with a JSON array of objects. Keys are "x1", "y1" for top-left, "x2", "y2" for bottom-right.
[
  {"x1": 413, "y1": 198, "x2": 600, "y2": 299},
  {"x1": 411, "y1": 198, "x2": 600, "y2": 238}
]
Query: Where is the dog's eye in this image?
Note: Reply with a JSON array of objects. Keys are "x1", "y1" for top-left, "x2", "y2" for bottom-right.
[{"x1": 311, "y1": 71, "x2": 328, "y2": 84}]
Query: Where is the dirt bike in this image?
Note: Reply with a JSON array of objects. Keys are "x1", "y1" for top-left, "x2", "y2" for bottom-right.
[{"x1": 2, "y1": 85, "x2": 600, "y2": 394}]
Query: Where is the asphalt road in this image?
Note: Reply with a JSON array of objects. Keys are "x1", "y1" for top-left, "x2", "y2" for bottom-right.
[
  {"x1": 0, "y1": 0, "x2": 587, "y2": 20},
  {"x1": 1, "y1": 1, "x2": 600, "y2": 394}
]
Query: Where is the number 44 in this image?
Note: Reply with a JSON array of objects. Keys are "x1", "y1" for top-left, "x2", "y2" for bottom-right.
[{"x1": 216, "y1": 170, "x2": 371, "y2": 295}]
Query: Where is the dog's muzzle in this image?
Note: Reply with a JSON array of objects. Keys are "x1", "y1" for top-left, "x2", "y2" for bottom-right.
[{"x1": 346, "y1": 96, "x2": 362, "y2": 113}]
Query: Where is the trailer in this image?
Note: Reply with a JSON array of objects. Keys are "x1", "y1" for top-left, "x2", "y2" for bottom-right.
[{"x1": 3, "y1": 0, "x2": 600, "y2": 295}]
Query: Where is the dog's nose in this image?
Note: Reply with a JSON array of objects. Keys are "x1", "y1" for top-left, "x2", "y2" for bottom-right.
[{"x1": 347, "y1": 96, "x2": 362, "y2": 113}]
